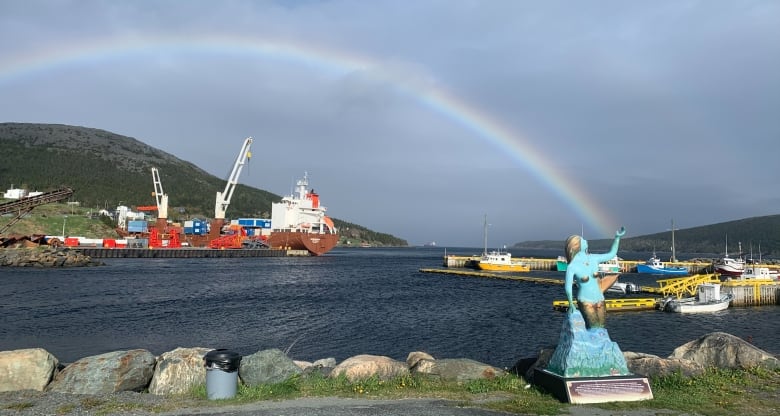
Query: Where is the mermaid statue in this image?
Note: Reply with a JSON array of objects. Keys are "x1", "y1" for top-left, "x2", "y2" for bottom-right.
[{"x1": 546, "y1": 227, "x2": 630, "y2": 378}]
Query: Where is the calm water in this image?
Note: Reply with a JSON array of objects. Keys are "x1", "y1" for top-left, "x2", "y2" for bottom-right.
[{"x1": 1, "y1": 247, "x2": 778, "y2": 366}]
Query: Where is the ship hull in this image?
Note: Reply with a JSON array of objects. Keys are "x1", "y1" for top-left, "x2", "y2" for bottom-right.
[{"x1": 266, "y1": 231, "x2": 339, "y2": 256}]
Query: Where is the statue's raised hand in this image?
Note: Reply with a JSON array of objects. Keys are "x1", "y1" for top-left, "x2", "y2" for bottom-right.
[{"x1": 615, "y1": 227, "x2": 626, "y2": 238}]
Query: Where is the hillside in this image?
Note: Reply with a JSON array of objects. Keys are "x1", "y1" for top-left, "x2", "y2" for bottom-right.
[
  {"x1": 0, "y1": 123, "x2": 407, "y2": 246},
  {"x1": 514, "y1": 215, "x2": 780, "y2": 257}
]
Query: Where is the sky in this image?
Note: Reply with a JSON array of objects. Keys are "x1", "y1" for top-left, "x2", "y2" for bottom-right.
[{"x1": 1, "y1": 1, "x2": 779, "y2": 247}]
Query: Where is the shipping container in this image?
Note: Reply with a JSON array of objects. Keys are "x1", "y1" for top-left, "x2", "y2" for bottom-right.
[
  {"x1": 128, "y1": 220, "x2": 148, "y2": 233},
  {"x1": 103, "y1": 239, "x2": 116, "y2": 248},
  {"x1": 64, "y1": 237, "x2": 79, "y2": 247}
]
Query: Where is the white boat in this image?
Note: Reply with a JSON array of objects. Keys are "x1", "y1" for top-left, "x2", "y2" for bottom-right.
[
  {"x1": 660, "y1": 283, "x2": 733, "y2": 313},
  {"x1": 476, "y1": 214, "x2": 530, "y2": 272},
  {"x1": 598, "y1": 256, "x2": 621, "y2": 274},
  {"x1": 478, "y1": 250, "x2": 530, "y2": 272},
  {"x1": 732, "y1": 245, "x2": 779, "y2": 280},
  {"x1": 737, "y1": 266, "x2": 779, "y2": 281},
  {"x1": 606, "y1": 281, "x2": 640, "y2": 295},
  {"x1": 714, "y1": 237, "x2": 745, "y2": 277}
]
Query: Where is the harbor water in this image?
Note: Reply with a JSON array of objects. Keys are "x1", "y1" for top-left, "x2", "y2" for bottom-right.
[{"x1": 1, "y1": 247, "x2": 778, "y2": 366}]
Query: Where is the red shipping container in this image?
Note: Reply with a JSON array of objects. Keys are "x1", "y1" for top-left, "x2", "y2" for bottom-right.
[{"x1": 64, "y1": 238, "x2": 79, "y2": 247}]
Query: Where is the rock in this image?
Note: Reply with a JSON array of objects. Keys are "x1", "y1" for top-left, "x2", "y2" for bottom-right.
[
  {"x1": 406, "y1": 351, "x2": 434, "y2": 369},
  {"x1": 0, "y1": 348, "x2": 59, "y2": 392},
  {"x1": 148, "y1": 347, "x2": 211, "y2": 395},
  {"x1": 294, "y1": 357, "x2": 337, "y2": 371},
  {"x1": 0, "y1": 247, "x2": 100, "y2": 267},
  {"x1": 330, "y1": 354, "x2": 408, "y2": 382},
  {"x1": 313, "y1": 357, "x2": 337, "y2": 368},
  {"x1": 669, "y1": 332, "x2": 780, "y2": 370},
  {"x1": 239, "y1": 348, "x2": 302, "y2": 387},
  {"x1": 47, "y1": 349, "x2": 155, "y2": 394},
  {"x1": 411, "y1": 358, "x2": 504, "y2": 381},
  {"x1": 508, "y1": 348, "x2": 554, "y2": 383},
  {"x1": 546, "y1": 309, "x2": 630, "y2": 377},
  {"x1": 624, "y1": 351, "x2": 705, "y2": 378}
]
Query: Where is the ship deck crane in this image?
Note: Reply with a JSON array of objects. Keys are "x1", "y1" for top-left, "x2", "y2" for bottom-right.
[
  {"x1": 151, "y1": 167, "x2": 169, "y2": 231},
  {"x1": 210, "y1": 137, "x2": 253, "y2": 240}
]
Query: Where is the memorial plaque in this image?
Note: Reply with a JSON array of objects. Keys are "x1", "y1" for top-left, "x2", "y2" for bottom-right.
[{"x1": 534, "y1": 368, "x2": 653, "y2": 404}]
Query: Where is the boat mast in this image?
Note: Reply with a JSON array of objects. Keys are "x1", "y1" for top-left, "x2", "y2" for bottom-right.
[
  {"x1": 670, "y1": 218, "x2": 677, "y2": 263},
  {"x1": 482, "y1": 214, "x2": 488, "y2": 256}
]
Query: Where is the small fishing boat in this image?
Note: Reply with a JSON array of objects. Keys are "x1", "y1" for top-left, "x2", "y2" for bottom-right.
[
  {"x1": 737, "y1": 266, "x2": 779, "y2": 281},
  {"x1": 556, "y1": 255, "x2": 568, "y2": 272},
  {"x1": 477, "y1": 250, "x2": 530, "y2": 272},
  {"x1": 636, "y1": 254, "x2": 688, "y2": 275},
  {"x1": 598, "y1": 256, "x2": 621, "y2": 275},
  {"x1": 714, "y1": 237, "x2": 745, "y2": 277},
  {"x1": 605, "y1": 281, "x2": 641, "y2": 295},
  {"x1": 659, "y1": 283, "x2": 733, "y2": 313}
]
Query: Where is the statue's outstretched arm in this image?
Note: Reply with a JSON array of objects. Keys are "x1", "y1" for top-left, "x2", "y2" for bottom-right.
[{"x1": 592, "y1": 227, "x2": 625, "y2": 263}]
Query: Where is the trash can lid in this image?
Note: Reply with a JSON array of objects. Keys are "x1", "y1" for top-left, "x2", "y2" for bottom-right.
[{"x1": 204, "y1": 349, "x2": 242, "y2": 370}]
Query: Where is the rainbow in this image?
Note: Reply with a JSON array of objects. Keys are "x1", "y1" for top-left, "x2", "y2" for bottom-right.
[{"x1": 0, "y1": 33, "x2": 617, "y2": 237}]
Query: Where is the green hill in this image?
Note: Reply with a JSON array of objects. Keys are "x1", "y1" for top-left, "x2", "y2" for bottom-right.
[
  {"x1": 0, "y1": 123, "x2": 407, "y2": 246},
  {"x1": 514, "y1": 215, "x2": 780, "y2": 257}
]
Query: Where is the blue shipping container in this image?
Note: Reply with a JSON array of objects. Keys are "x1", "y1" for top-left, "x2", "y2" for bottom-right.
[{"x1": 128, "y1": 221, "x2": 148, "y2": 233}]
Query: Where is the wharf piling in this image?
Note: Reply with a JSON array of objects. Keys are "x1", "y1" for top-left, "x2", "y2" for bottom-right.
[
  {"x1": 75, "y1": 247, "x2": 299, "y2": 258},
  {"x1": 722, "y1": 280, "x2": 780, "y2": 306}
]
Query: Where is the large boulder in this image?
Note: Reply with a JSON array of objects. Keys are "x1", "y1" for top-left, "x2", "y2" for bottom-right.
[
  {"x1": 330, "y1": 354, "x2": 408, "y2": 382},
  {"x1": 47, "y1": 349, "x2": 155, "y2": 394},
  {"x1": 0, "y1": 348, "x2": 59, "y2": 392},
  {"x1": 624, "y1": 352, "x2": 705, "y2": 378},
  {"x1": 669, "y1": 332, "x2": 780, "y2": 370},
  {"x1": 411, "y1": 358, "x2": 504, "y2": 381},
  {"x1": 239, "y1": 348, "x2": 302, "y2": 387},
  {"x1": 148, "y1": 347, "x2": 211, "y2": 395}
]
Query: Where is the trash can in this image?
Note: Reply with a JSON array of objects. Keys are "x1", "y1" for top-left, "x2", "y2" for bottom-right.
[{"x1": 203, "y1": 349, "x2": 242, "y2": 400}]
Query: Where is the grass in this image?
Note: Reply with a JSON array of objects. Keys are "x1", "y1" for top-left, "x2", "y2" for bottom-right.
[
  {"x1": 3, "y1": 368, "x2": 777, "y2": 415},
  {"x1": 179, "y1": 367, "x2": 780, "y2": 416}
]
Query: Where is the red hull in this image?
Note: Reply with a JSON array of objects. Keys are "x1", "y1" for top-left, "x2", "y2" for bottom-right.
[
  {"x1": 714, "y1": 265, "x2": 744, "y2": 277},
  {"x1": 266, "y1": 231, "x2": 339, "y2": 256}
]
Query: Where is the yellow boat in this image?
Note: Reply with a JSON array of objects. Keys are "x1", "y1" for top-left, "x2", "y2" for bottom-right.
[{"x1": 477, "y1": 250, "x2": 530, "y2": 272}]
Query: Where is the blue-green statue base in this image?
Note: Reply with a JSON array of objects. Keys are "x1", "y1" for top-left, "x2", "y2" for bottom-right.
[{"x1": 546, "y1": 309, "x2": 629, "y2": 378}]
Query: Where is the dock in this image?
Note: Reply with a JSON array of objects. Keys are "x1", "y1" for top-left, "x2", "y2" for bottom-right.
[
  {"x1": 421, "y1": 267, "x2": 780, "y2": 307},
  {"x1": 444, "y1": 255, "x2": 717, "y2": 274},
  {"x1": 420, "y1": 268, "x2": 563, "y2": 285},
  {"x1": 552, "y1": 298, "x2": 658, "y2": 312}
]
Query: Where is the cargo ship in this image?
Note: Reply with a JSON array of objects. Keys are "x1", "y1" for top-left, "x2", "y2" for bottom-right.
[{"x1": 266, "y1": 172, "x2": 339, "y2": 256}]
